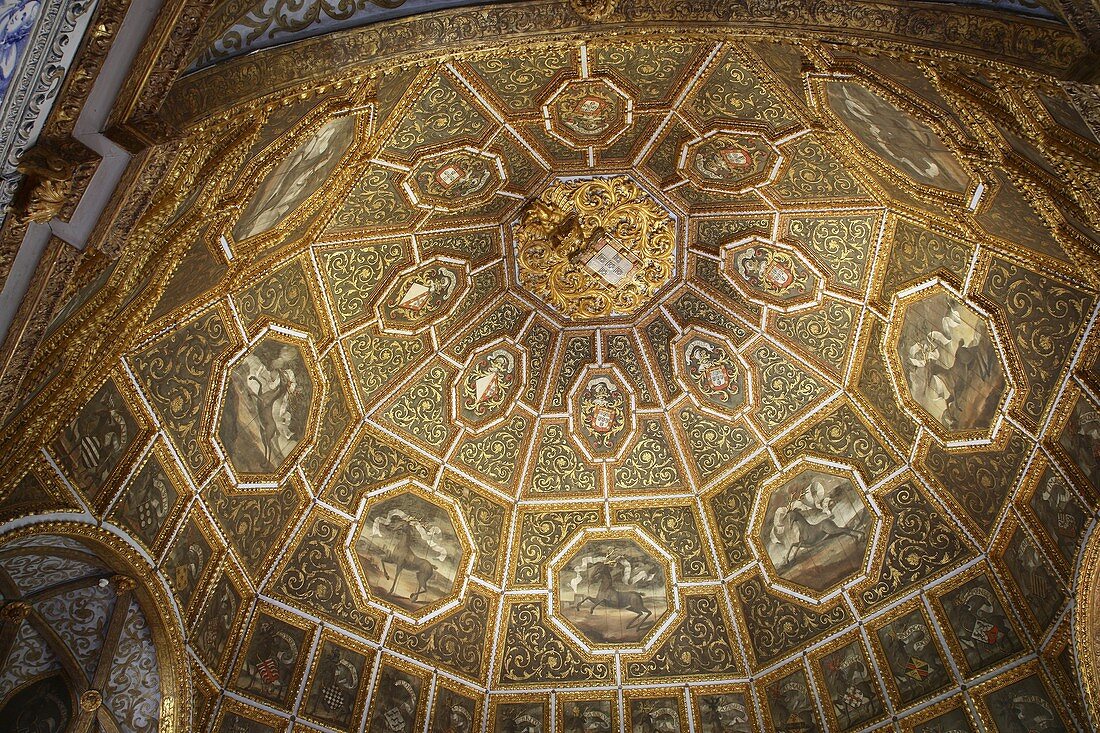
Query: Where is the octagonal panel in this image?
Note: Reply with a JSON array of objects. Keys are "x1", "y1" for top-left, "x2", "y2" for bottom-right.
[
  {"x1": 513, "y1": 175, "x2": 677, "y2": 320},
  {"x1": 453, "y1": 340, "x2": 525, "y2": 433},
  {"x1": 551, "y1": 533, "x2": 673, "y2": 649},
  {"x1": 825, "y1": 80, "x2": 970, "y2": 194},
  {"x1": 752, "y1": 464, "x2": 876, "y2": 599},
  {"x1": 544, "y1": 78, "x2": 633, "y2": 149},
  {"x1": 721, "y1": 237, "x2": 824, "y2": 312},
  {"x1": 352, "y1": 485, "x2": 473, "y2": 621},
  {"x1": 680, "y1": 130, "x2": 781, "y2": 193},
  {"x1": 673, "y1": 329, "x2": 752, "y2": 417},
  {"x1": 887, "y1": 283, "x2": 1011, "y2": 443},
  {"x1": 569, "y1": 368, "x2": 636, "y2": 461},
  {"x1": 377, "y1": 258, "x2": 470, "y2": 334},
  {"x1": 403, "y1": 148, "x2": 505, "y2": 212},
  {"x1": 217, "y1": 333, "x2": 318, "y2": 482}
]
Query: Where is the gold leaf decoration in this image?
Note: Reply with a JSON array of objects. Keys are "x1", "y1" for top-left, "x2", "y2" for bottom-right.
[
  {"x1": 234, "y1": 258, "x2": 326, "y2": 339},
  {"x1": 785, "y1": 212, "x2": 878, "y2": 293},
  {"x1": 980, "y1": 256, "x2": 1094, "y2": 425},
  {"x1": 497, "y1": 601, "x2": 612, "y2": 687},
  {"x1": 625, "y1": 593, "x2": 742, "y2": 680},
  {"x1": 383, "y1": 71, "x2": 494, "y2": 157},
  {"x1": 734, "y1": 574, "x2": 852, "y2": 669},
  {"x1": 614, "y1": 418, "x2": 684, "y2": 492},
  {"x1": 130, "y1": 308, "x2": 235, "y2": 478},
  {"x1": 529, "y1": 423, "x2": 598, "y2": 496},
  {"x1": 676, "y1": 406, "x2": 756, "y2": 484},
  {"x1": 771, "y1": 298, "x2": 858, "y2": 379},
  {"x1": 271, "y1": 512, "x2": 381, "y2": 639},
  {"x1": 768, "y1": 135, "x2": 868, "y2": 202},
  {"x1": 749, "y1": 341, "x2": 830, "y2": 434},
  {"x1": 705, "y1": 459, "x2": 774, "y2": 572},
  {"x1": 855, "y1": 480, "x2": 975, "y2": 612},
  {"x1": 514, "y1": 176, "x2": 676, "y2": 319},
  {"x1": 690, "y1": 49, "x2": 800, "y2": 133},
  {"x1": 322, "y1": 427, "x2": 433, "y2": 512},
  {"x1": 511, "y1": 508, "x2": 601, "y2": 586},
  {"x1": 344, "y1": 327, "x2": 428, "y2": 405},
  {"x1": 550, "y1": 334, "x2": 595, "y2": 410},
  {"x1": 613, "y1": 504, "x2": 714, "y2": 579},
  {"x1": 776, "y1": 401, "x2": 899, "y2": 482},
  {"x1": 388, "y1": 590, "x2": 494, "y2": 683},
  {"x1": 440, "y1": 474, "x2": 511, "y2": 583},
  {"x1": 454, "y1": 414, "x2": 529, "y2": 487},
  {"x1": 920, "y1": 427, "x2": 1032, "y2": 540},
  {"x1": 379, "y1": 361, "x2": 455, "y2": 453},
  {"x1": 318, "y1": 238, "x2": 409, "y2": 326}
]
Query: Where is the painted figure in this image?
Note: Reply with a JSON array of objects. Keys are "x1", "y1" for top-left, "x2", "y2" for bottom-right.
[
  {"x1": 829, "y1": 81, "x2": 968, "y2": 191},
  {"x1": 356, "y1": 495, "x2": 464, "y2": 613},
  {"x1": 220, "y1": 340, "x2": 312, "y2": 475},
  {"x1": 898, "y1": 293, "x2": 1004, "y2": 432},
  {"x1": 762, "y1": 472, "x2": 869, "y2": 593},
  {"x1": 574, "y1": 552, "x2": 654, "y2": 630},
  {"x1": 235, "y1": 116, "x2": 355, "y2": 240}
]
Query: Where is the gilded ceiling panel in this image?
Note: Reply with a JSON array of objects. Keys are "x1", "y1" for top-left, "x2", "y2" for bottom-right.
[{"x1": 8, "y1": 25, "x2": 1100, "y2": 733}]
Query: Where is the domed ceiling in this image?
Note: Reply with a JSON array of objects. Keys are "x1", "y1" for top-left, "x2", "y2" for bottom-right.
[{"x1": 10, "y1": 28, "x2": 1100, "y2": 733}]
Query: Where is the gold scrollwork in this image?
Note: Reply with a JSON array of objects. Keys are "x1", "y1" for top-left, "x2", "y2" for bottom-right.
[{"x1": 515, "y1": 176, "x2": 675, "y2": 319}]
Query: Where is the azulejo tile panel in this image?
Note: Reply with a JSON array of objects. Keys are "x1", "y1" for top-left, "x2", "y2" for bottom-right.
[{"x1": 15, "y1": 27, "x2": 1100, "y2": 733}]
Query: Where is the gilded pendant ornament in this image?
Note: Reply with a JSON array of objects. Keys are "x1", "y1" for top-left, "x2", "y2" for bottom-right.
[{"x1": 513, "y1": 176, "x2": 675, "y2": 319}]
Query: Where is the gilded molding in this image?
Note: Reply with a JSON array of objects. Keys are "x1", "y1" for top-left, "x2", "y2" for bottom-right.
[
  {"x1": 1075, "y1": 521, "x2": 1100, "y2": 729},
  {"x1": 0, "y1": 521, "x2": 193, "y2": 733},
  {"x1": 161, "y1": 0, "x2": 1086, "y2": 130}
]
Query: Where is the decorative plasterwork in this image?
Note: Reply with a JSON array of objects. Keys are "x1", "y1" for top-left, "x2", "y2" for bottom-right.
[
  {"x1": 0, "y1": 0, "x2": 99, "y2": 224},
  {"x1": 184, "y1": 0, "x2": 1069, "y2": 73},
  {"x1": 3, "y1": 20, "x2": 1100, "y2": 733}
]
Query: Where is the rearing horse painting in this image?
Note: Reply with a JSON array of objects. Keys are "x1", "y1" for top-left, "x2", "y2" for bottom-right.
[
  {"x1": 559, "y1": 537, "x2": 668, "y2": 644},
  {"x1": 762, "y1": 469, "x2": 870, "y2": 594},
  {"x1": 575, "y1": 557, "x2": 653, "y2": 629},
  {"x1": 354, "y1": 492, "x2": 466, "y2": 614}
]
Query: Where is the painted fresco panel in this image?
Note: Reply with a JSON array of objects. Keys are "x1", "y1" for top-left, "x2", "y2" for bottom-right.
[
  {"x1": 234, "y1": 115, "x2": 357, "y2": 240},
  {"x1": 759, "y1": 469, "x2": 870, "y2": 593},
  {"x1": 895, "y1": 291, "x2": 1005, "y2": 434},
  {"x1": 219, "y1": 337, "x2": 314, "y2": 477},
  {"x1": 826, "y1": 81, "x2": 968, "y2": 192},
  {"x1": 354, "y1": 492, "x2": 465, "y2": 613},
  {"x1": 555, "y1": 537, "x2": 668, "y2": 646}
]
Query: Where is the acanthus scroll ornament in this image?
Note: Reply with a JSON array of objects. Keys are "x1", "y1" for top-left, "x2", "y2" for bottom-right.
[
  {"x1": 514, "y1": 176, "x2": 675, "y2": 320},
  {"x1": 569, "y1": 0, "x2": 617, "y2": 22}
]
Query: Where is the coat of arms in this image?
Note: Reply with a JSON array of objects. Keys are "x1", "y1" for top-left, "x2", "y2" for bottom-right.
[
  {"x1": 683, "y1": 337, "x2": 741, "y2": 404},
  {"x1": 693, "y1": 143, "x2": 754, "y2": 181},
  {"x1": 392, "y1": 266, "x2": 457, "y2": 319},
  {"x1": 429, "y1": 160, "x2": 491, "y2": 198},
  {"x1": 561, "y1": 91, "x2": 614, "y2": 136},
  {"x1": 514, "y1": 176, "x2": 675, "y2": 319},
  {"x1": 735, "y1": 244, "x2": 807, "y2": 297},
  {"x1": 579, "y1": 376, "x2": 626, "y2": 449},
  {"x1": 460, "y1": 348, "x2": 516, "y2": 418}
]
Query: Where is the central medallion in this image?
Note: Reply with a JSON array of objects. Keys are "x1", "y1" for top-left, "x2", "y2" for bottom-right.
[{"x1": 513, "y1": 176, "x2": 675, "y2": 320}]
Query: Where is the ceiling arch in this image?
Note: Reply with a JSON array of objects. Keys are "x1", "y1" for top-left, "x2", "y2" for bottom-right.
[{"x1": 1, "y1": 9, "x2": 1100, "y2": 733}]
